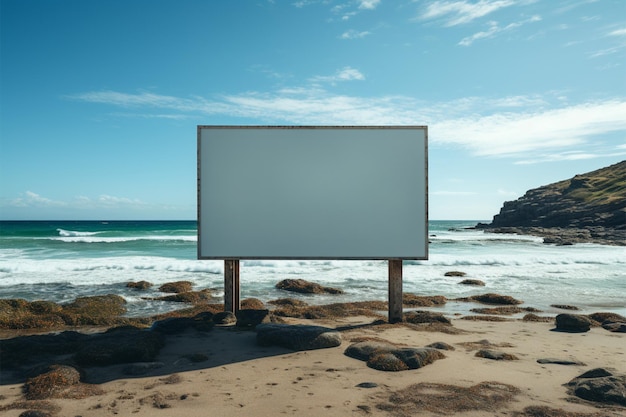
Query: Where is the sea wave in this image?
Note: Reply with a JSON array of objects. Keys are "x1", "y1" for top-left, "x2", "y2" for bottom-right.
[
  {"x1": 46, "y1": 235, "x2": 197, "y2": 243},
  {"x1": 57, "y1": 228, "x2": 100, "y2": 237}
]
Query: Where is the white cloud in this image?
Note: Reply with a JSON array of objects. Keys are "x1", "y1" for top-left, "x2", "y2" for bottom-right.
[
  {"x1": 608, "y1": 28, "x2": 626, "y2": 37},
  {"x1": 309, "y1": 66, "x2": 366, "y2": 83},
  {"x1": 458, "y1": 15, "x2": 541, "y2": 46},
  {"x1": 70, "y1": 87, "x2": 626, "y2": 161},
  {"x1": 8, "y1": 191, "x2": 67, "y2": 208},
  {"x1": 419, "y1": 0, "x2": 517, "y2": 27},
  {"x1": 340, "y1": 29, "x2": 371, "y2": 39},
  {"x1": 358, "y1": 0, "x2": 380, "y2": 9}
]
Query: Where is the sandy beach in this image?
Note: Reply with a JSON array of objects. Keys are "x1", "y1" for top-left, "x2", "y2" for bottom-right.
[{"x1": 1, "y1": 311, "x2": 624, "y2": 417}]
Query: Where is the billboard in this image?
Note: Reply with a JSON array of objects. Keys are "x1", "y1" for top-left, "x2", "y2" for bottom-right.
[{"x1": 198, "y1": 126, "x2": 428, "y2": 260}]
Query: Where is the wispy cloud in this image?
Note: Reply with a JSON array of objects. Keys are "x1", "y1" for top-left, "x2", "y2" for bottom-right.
[
  {"x1": 418, "y1": 0, "x2": 517, "y2": 27},
  {"x1": 5, "y1": 191, "x2": 150, "y2": 210},
  {"x1": 608, "y1": 28, "x2": 626, "y2": 37},
  {"x1": 69, "y1": 86, "x2": 626, "y2": 162},
  {"x1": 309, "y1": 66, "x2": 366, "y2": 83},
  {"x1": 340, "y1": 29, "x2": 372, "y2": 39},
  {"x1": 459, "y1": 15, "x2": 541, "y2": 46},
  {"x1": 358, "y1": 0, "x2": 380, "y2": 10}
]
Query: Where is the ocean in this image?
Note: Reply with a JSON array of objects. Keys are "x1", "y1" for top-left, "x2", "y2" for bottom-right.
[{"x1": 1, "y1": 220, "x2": 625, "y2": 318}]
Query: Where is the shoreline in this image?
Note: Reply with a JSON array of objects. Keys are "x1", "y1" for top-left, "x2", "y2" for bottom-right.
[{"x1": 1, "y1": 297, "x2": 625, "y2": 417}]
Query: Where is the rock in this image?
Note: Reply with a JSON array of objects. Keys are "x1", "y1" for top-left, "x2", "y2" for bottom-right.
[
  {"x1": 602, "y1": 321, "x2": 626, "y2": 333},
  {"x1": 470, "y1": 293, "x2": 522, "y2": 305},
  {"x1": 404, "y1": 310, "x2": 451, "y2": 325},
  {"x1": 475, "y1": 161, "x2": 626, "y2": 246},
  {"x1": 567, "y1": 368, "x2": 626, "y2": 406},
  {"x1": 555, "y1": 314, "x2": 592, "y2": 333},
  {"x1": 344, "y1": 341, "x2": 398, "y2": 361},
  {"x1": 241, "y1": 298, "x2": 265, "y2": 309},
  {"x1": 537, "y1": 358, "x2": 586, "y2": 366},
  {"x1": 577, "y1": 368, "x2": 613, "y2": 379},
  {"x1": 356, "y1": 382, "x2": 378, "y2": 388},
  {"x1": 74, "y1": 327, "x2": 165, "y2": 366},
  {"x1": 345, "y1": 341, "x2": 445, "y2": 372},
  {"x1": 475, "y1": 349, "x2": 518, "y2": 360},
  {"x1": 158, "y1": 281, "x2": 193, "y2": 293},
  {"x1": 444, "y1": 271, "x2": 466, "y2": 277},
  {"x1": 63, "y1": 294, "x2": 127, "y2": 318},
  {"x1": 236, "y1": 309, "x2": 271, "y2": 328},
  {"x1": 426, "y1": 341, "x2": 455, "y2": 351},
  {"x1": 551, "y1": 304, "x2": 579, "y2": 310},
  {"x1": 522, "y1": 313, "x2": 553, "y2": 322},
  {"x1": 402, "y1": 294, "x2": 447, "y2": 306},
  {"x1": 256, "y1": 323, "x2": 342, "y2": 351},
  {"x1": 151, "y1": 317, "x2": 195, "y2": 334},
  {"x1": 126, "y1": 280, "x2": 153, "y2": 290},
  {"x1": 459, "y1": 279, "x2": 485, "y2": 286},
  {"x1": 213, "y1": 311, "x2": 236, "y2": 325},
  {"x1": 588, "y1": 312, "x2": 626, "y2": 324},
  {"x1": 19, "y1": 411, "x2": 54, "y2": 417},
  {"x1": 24, "y1": 364, "x2": 81, "y2": 400},
  {"x1": 275, "y1": 279, "x2": 343, "y2": 294}
]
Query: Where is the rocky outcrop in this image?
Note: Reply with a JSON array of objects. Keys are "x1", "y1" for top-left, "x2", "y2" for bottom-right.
[{"x1": 477, "y1": 161, "x2": 626, "y2": 245}]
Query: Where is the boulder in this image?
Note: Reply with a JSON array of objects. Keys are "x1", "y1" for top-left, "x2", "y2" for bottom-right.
[
  {"x1": 256, "y1": 323, "x2": 342, "y2": 351},
  {"x1": 470, "y1": 293, "x2": 522, "y2": 305},
  {"x1": 213, "y1": 311, "x2": 236, "y2": 325},
  {"x1": 158, "y1": 281, "x2": 193, "y2": 293},
  {"x1": 345, "y1": 340, "x2": 445, "y2": 372},
  {"x1": 555, "y1": 314, "x2": 592, "y2": 332},
  {"x1": 567, "y1": 368, "x2": 626, "y2": 406},
  {"x1": 236, "y1": 309, "x2": 271, "y2": 328},
  {"x1": 24, "y1": 364, "x2": 81, "y2": 400},
  {"x1": 602, "y1": 321, "x2": 626, "y2": 333},
  {"x1": 444, "y1": 271, "x2": 466, "y2": 277},
  {"x1": 126, "y1": 280, "x2": 153, "y2": 290},
  {"x1": 275, "y1": 279, "x2": 343, "y2": 294},
  {"x1": 404, "y1": 310, "x2": 451, "y2": 325}
]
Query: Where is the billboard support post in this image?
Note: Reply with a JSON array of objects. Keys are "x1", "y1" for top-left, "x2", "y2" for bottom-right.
[
  {"x1": 388, "y1": 259, "x2": 403, "y2": 323},
  {"x1": 224, "y1": 259, "x2": 240, "y2": 313}
]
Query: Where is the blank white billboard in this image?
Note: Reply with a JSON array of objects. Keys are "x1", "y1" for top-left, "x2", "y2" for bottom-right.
[{"x1": 198, "y1": 126, "x2": 428, "y2": 260}]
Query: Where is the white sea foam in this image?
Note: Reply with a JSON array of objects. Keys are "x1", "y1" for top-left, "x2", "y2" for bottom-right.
[
  {"x1": 57, "y1": 228, "x2": 100, "y2": 237},
  {"x1": 46, "y1": 235, "x2": 198, "y2": 243}
]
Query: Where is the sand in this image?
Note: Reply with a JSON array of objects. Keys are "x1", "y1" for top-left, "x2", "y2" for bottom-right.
[{"x1": 1, "y1": 316, "x2": 624, "y2": 417}]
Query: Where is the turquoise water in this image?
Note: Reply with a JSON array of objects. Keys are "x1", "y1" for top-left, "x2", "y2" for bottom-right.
[{"x1": 1, "y1": 220, "x2": 625, "y2": 317}]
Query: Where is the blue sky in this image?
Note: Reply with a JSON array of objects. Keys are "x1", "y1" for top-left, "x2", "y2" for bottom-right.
[{"x1": 1, "y1": 0, "x2": 625, "y2": 221}]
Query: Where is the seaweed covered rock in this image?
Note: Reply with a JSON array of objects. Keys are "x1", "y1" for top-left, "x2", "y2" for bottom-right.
[
  {"x1": 158, "y1": 281, "x2": 193, "y2": 293},
  {"x1": 345, "y1": 340, "x2": 445, "y2": 372},
  {"x1": 275, "y1": 279, "x2": 343, "y2": 295},
  {"x1": 24, "y1": 365, "x2": 81, "y2": 400},
  {"x1": 470, "y1": 293, "x2": 522, "y2": 305},
  {"x1": 127, "y1": 280, "x2": 153, "y2": 290},
  {"x1": 256, "y1": 323, "x2": 342, "y2": 351},
  {"x1": 61, "y1": 294, "x2": 127, "y2": 325},
  {"x1": 402, "y1": 294, "x2": 447, "y2": 307},
  {"x1": 404, "y1": 310, "x2": 451, "y2": 325}
]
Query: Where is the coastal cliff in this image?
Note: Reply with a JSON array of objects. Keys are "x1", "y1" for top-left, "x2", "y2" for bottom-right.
[{"x1": 477, "y1": 160, "x2": 626, "y2": 245}]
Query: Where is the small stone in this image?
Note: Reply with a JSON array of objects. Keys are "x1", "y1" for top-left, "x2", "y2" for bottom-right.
[
  {"x1": 356, "y1": 382, "x2": 378, "y2": 388},
  {"x1": 475, "y1": 349, "x2": 518, "y2": 361}
]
